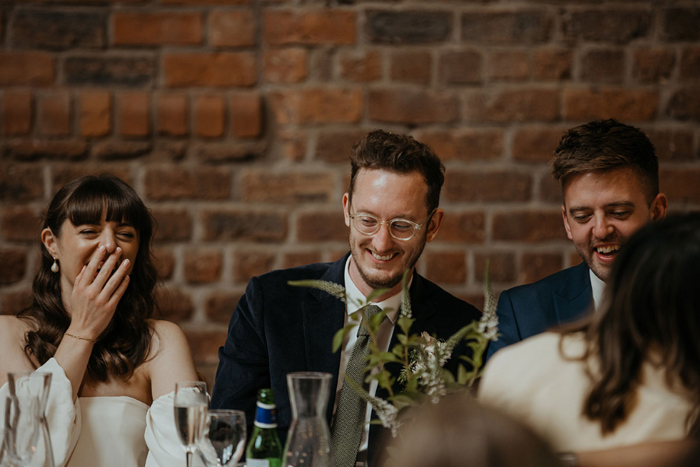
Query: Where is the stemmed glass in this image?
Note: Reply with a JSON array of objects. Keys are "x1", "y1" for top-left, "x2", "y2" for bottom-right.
[
  {"x1": 174, "y1": 381, "x2": 208, "y2": 467},
  {"x1": 198, "y1": 410, "x2": 246, "y2": 467}
]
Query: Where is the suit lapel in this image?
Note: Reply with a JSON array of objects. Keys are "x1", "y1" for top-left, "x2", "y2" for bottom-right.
[{"x1": 554, "y1": 262, "x2": 593, "y2": 325}]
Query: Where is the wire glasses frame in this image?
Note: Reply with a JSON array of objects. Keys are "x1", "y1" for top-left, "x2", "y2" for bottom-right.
[{"x1": 348, "y1": 210, "x2": 435, "y2": 241}]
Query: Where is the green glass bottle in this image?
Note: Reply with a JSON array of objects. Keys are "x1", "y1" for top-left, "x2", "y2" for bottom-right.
[{"x1": 246, "y1": 388, "x2": 283, "y2": 467}]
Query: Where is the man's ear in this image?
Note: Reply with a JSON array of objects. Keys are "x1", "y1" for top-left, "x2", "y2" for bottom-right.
[
  {"x1": 650, "y1": 193, "x2": 668, "y2": 221},
  {"x1": 41, "y1": 228, "x2": 58, "y2": 258},
  {"x1": 425, "y1": 209, "x2": 444, "y2": 243},
  {"x1": 342, "y1": 193, "x2": 351, "y2": 227},
  {"x1": 562, "y1": 205, "x2": 573, "y2": 241}
]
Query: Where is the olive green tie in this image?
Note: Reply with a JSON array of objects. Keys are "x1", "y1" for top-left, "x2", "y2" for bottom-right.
[{"x1": 331, "y1": 304, "x2": 382, "y2": 467}]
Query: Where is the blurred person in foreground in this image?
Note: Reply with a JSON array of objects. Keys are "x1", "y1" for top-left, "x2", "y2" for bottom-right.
[
  {"x1": 0, "y1": 175, "x2": 199, "y2": 466},
  {"x1": 487, "y1": 119, "x2": 667, "y2": 360},
  {"x1": 480, "y1": 214, "x2": 700, "y2": 461},
  {"x1": 380, "y1": 394, "x2": 560, "y2": 467}
]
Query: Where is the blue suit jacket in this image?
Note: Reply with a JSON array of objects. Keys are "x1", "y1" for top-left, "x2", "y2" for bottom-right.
[
  {"x1": 486, "y1": 262, "x2": 593, "y2": 361},
  {"x1": 210, "y1": 253, "x2": 481, "y2": 464}
]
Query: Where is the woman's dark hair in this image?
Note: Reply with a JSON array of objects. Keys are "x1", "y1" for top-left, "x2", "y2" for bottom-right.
[
  {"x1": 565, "y1": 214, "x2": 700, "y2": 436},
  {"x1": 18, "y1": 174, "x2": 158, "y2": 382}
]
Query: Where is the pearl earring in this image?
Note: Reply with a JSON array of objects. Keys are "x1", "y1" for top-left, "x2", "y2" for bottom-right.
[{"x1": 51, "y1": 257, "x2": 59, "y2": 273}]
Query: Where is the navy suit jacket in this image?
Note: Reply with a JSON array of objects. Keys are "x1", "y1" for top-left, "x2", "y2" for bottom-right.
[
  {"x1": 485, "y1": 262, "x2": 593, "y2": 361},
  {"x1": 210, "y1": 253, "x2": 481, "y2": 464}
]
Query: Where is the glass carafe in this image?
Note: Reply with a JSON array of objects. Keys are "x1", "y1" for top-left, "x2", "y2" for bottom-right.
[
  {"x1": 4, "y1": 372, "x2": 55, "y2": 467},
  {"x1": 283, "y1": 372, "x2": 332, "y2": 467}
]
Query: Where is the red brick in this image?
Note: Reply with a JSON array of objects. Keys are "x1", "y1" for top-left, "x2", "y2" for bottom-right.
[
  {"x1": 461, "y1": 10, "x2": 552, "y2": 44},
  {"x1": 52, "y1": 166, "x2": 132, "y2": 192},
  {"x1": 152, "y1": 247, "x2": 176, "y2": 280},
  {"x1": 145, "y1": 166, "x2": 231, "y2": 201},
  {"x1": 644, "y1": 128, "x2": 695, "y2": 161},
  {"x1": 633, "y1": 48, "x2": 676, "y2": 84},
  {"x1": 315, "y1": 129, "x2": 366, "y2": 163},
  {"x1": 205, "y1": 292, "x2": 243, "y2": 324},
  {"x1": 533, "y1": 49, "x2": 572, "y2": 81},
  {"x1": 277, "y1": 128, "x2": 307, "y2": 162},
  {"x1": 242, "y1": 171, "x2": 335, "y2": 204},
  {"x1": 425, "y1": 251, "x2": 466, "y2": 285},
  {"x1": 269, "y1": 88, "x2": 362, "y2": 124},
  {"x1": 488, "y1": 50, "x2": 529, "y2": 81},
  {"x1": 161, "y1": 0, "x2": 249, "y2": 4},
  {"x1": 463, "y1": 88, "x2": 559, "y2": 123},
  {"x1": 413, "y1": 129, "x2": 504, "y2": 162},
  {"x1": 113, "y1": 12, "x2": 202, "y2": 46},
  {"x1": 680, "y1": 47, "x2": 700, "y2": 82},
  {"x1": 282, "y1": 252, "x2": 322, "y2": 269},
  {"x1": 580, "y1": 49, "x2": 624, "y2": 84},
  {"x1": 232, "y1": 250, "x2": 275, "y2": 283},
  {"x1": 660, "y1": 168, "x2": 700, "y2": 204},
  {"x1": 439, "y1": 50, "x2": 482, "y2": 85},
  {"x1": 201, "y1": 209, "x2": 288, "y2": 242},
  {"x1": 564, "y1": 9, "x2": 650, "y2": 44},
  {"x1": 519, "y1": 252, "x2": 563, "y2": 284},
  {"x1": 156, "y1": 287, "x2": 194, "y2": 323},
  {"x1": 194, "y1": 141, "x2": 266, "y2": 164},
  {"x1": 12, "y1": 9, "x2": 106, "y2": 50},
  {"x1": 119, "y1": 92, "x2": 150, "y2": 137},
  {"x1": 512, "y1": 126, "x2": 569, "y2": 163},
  {"x1": 390, "y1": 51, "x2": 431, "y2": 85},
  {"x1": 1, "y1": 206, "x2": 42, "y2": 242},
  {"x1": 230, "y1": 92, "x2": 262, "y2": 138},
  {"x1": 183, "y1": 329, "x2": 228, "y2": 366},
  {"x1": 151, "y1": 208, "x2": 193, "y2": 242},
  {"x1": 92, "y1": 141, "x2": 150, "y2": 160},
  {"x1": 434, "y1": 211, "x2": 485, "y2": 244},
  {"x1": 184, "y1": 249, "x2": 223, "y2": 284},
  {"x1": 339, "y1": 50, "x2": 381, "y2": 83},
  {"x1": 194, "y1": 95, "x2": 225, "y2": 138},
  {"x1": 662, "y1": 8, "x2": 700, "y2": 42},
  {"x1": 0, "y1": 248, "x2": 27, "y2": 285},
  {"x1": 0, "y1": 52, "x2": 54, "y2": 86},
  {"x1": 65, "y1": 56, "x2": 154, "y2": 87},
  {"x1": 541, "y1": 176, "x2": 562, "y2": 204},
  {"x1": 38, "y1": 92, "x2": 71, "y2": 136},
  {"x1": 164, "y1": 53, "x2": 256, "y2": 87},
  {"x1": 310, "y1": 49, "x2": 333, "y2": 82},
  {"x1": 264, "y1": 10, "x2": 356, "y2": 46},
  {"x1": 79, "y1": 90, "x2": 111, "y2": 137},
  {"x1": 366, "y1": 10, "x2": 451, "y2": 45},
  {"x1": 444, "y1": 170, "x2": 532, "y2": 203},
  {"x1": 564, "y1": 87, "x2": 658, "y2": 122},
  {"x1": 296, "y1": 211, "x2": 346, "y2": 243},
  {"x1": 2, "y1": 91, "x2": 32, "y2": 136},
  {"x1": 492, "y1": 210, "x2": 565, "y2": 243},
  {"x1": 210, "y1": 10, "x2": 254, "y2": 47},
  {"x1": 157, "y1": 93, "x2": 188, "y2": 136},
  {"x1": 264, "y1": 48, "x2": 308, "y2": 84},
  {"x1": 1, "y1": 290, "x2": 32, "y2": 316},
  {"x1": 368, "y1": 89, "x2": 458, "y2": 125},
  {"x1": 667, "y1": 86, "x2": 700, "y2": 121},
  {"x1": 8, "y1": 141, "x2": 87, "y2": 161},
  {"x1": 474, "y1": 252, "x2": 517, "y2": 284}
]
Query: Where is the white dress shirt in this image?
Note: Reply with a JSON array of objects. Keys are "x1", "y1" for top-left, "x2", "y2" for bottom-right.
[{"x1": 589, "y1": 268, "x2": 606, "y2": 311}]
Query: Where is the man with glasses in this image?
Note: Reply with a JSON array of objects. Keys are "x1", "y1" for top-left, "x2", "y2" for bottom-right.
[{"x1": 211, "y1": 130, "x2": 482, "y2": 467}]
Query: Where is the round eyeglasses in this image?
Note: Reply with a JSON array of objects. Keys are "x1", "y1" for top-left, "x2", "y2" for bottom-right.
[{"x1": 348, "y1": 211, "x2": 434, "y2": 241}]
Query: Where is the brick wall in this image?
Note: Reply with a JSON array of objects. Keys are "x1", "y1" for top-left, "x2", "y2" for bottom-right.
[{"x1": 1, "y1": 0, "x2": 699, "y2": 384}]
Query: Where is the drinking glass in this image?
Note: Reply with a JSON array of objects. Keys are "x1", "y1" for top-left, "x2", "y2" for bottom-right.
[
  {"x1": 198, "y1": 410, "x2": 246, "y2": 467},
  {"x1": 174, "y1": 381, "x2": 208, "y2": 467}
]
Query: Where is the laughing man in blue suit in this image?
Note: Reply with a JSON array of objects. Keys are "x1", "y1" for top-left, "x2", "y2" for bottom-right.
[{"x1": 487, "y1": 119, "x2": 668, "y2": 360}]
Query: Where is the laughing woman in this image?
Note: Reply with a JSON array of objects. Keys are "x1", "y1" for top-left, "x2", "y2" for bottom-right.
[{"x1": 0, "y1": 175, "x2": 199, "y2": 466}]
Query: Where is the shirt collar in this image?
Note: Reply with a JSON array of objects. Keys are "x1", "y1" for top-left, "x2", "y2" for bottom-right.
[
  {"x1": 344, "y1": 255, "x2": 406, "y2": 324},
  {"x1": 589, "y1": 268, "x2": 606, "y2": 311}
]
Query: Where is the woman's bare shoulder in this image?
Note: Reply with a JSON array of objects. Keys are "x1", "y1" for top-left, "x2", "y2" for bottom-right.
[
  {"x1": 0, "y1": 315, "x2": 37, "y2": 383},
  {"x1": 144, "y1": 319, "x2": 199, "y2": 399}
]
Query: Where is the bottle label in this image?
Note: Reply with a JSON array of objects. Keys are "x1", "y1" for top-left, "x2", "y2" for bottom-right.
[
  {"x1": 254, "y1": 401, "x2": 278, "y2": 428},
  {"x1": 246, "y1": 459, "x2": 270, "y2": 467}
]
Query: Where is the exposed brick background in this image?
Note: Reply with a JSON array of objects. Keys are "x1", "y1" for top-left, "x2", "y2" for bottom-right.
[{"x1": 1, "y1": 1, "x2": 699, "y2": 387}]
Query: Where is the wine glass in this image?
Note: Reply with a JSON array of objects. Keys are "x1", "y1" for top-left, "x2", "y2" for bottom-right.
[
  {"x1": 174, "y1": 381, "x2": 208, "y2": 467},
  {"x1": 198, "y1": 410, "x2": 246, "y2": 467}
]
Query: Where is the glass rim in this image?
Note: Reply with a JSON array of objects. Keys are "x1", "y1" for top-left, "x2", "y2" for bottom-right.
[{"x1": 286, "y1": 371, "x2": 332, "y2": 380}]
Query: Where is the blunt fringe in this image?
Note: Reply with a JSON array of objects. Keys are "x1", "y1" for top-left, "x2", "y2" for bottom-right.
[
  {"x1": 18, "y1": 174, "x2": 158, "y2": 382},
  {"x1": 561, "y1": 214, "x2": 700, "y2": 437},
  {"x1": 348, "y1": 129, "x2": 445, "y2": 214},
  {"x1": 551, "y1": 119, "x2": 659, "y2": 204}
]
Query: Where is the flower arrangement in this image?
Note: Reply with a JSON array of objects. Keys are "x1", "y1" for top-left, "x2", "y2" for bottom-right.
[{"x1": 288, "y1": 262, "x2": 498, "y2": 437}]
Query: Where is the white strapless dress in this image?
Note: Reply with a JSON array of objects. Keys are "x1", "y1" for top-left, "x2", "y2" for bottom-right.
[{"x1": 1, "y1": 359, "x2": 196, "y2": 467}]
